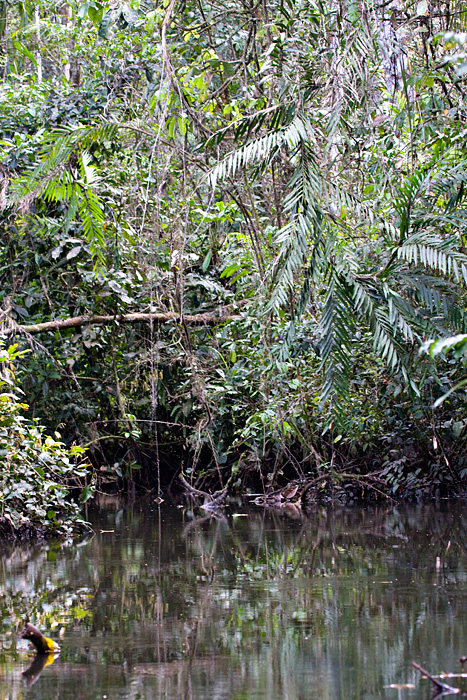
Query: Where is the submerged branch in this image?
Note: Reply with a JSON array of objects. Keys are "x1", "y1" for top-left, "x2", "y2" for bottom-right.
[{"x1": 412, "y1": 662, "x2": 461, "y2": 695}]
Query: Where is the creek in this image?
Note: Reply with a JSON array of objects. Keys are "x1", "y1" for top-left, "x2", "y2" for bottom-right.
[{"x1": 1, "y1": 499, "x2": 467, "y2": 700}]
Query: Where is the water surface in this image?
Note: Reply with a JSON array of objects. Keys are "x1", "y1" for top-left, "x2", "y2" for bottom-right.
[{"x1": 1, "y1": 500, "x2": 467, "y2": 700}]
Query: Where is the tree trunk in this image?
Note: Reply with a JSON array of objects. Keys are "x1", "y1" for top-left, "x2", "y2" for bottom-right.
[
  {"x1": 377, "y1": 0, "x2": 414, "y2": 101},
  {"x1": 0, "y1": 0, "x2": 7, "y2": 75}
]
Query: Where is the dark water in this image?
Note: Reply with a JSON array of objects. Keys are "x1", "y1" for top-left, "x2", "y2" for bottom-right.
[{"x1": 1, "y1": 499, "x2": 467, "y2": 700}]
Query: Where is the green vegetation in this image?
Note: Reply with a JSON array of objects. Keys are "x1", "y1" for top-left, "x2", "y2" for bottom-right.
[
  {"x1": 0, "y1": 342, "x2": 91, "y2": 537},
  {"x1": 1, "y1": 0, "x2": 467, "y2": 520}
]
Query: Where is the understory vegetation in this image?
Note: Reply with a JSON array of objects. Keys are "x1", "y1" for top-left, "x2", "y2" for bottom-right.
[
  {"x1": 1, "y1": 0, "x2": 467, "y2": 531},
  {"x1": 0, "y1": 342, "x2": 91, "y2": 536}
]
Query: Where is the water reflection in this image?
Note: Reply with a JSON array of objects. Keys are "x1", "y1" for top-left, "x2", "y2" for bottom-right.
[
  {"x1": 22, "y1": 651, "x2": 57, "y2": 686},
  {"x1": 1, "y1": 501, "x2": 467, "y2": 700}
]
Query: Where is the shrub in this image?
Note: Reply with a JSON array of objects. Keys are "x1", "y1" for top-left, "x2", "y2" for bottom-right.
[{"x1": 0, "y1": 342, "x2": 91, "y2": 537}]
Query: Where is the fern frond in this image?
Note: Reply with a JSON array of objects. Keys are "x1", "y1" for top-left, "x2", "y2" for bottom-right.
[
  {"x1": 429, "y1": 159, "x2": 467, "y2": 204},
  {"x1": 77, "y1": 188, "x2": 106, "y2": 265},
  {"x1": 63, "y1": 192, "x2": 80, "y2": 235},
  {"x1": 195, "y1": 103, "x2": 296, "y2": 152},
  {"x1": 409, "y1": 278, "x2": 442, "y2": 314},
  {"x1": 447, "y1": 302, "x2": 467, "y2": 332},
  {"x1": 393, "y1": 168, "x2": 428, "y2": 236},
  {"x1": 371, "y1": 308, "x2": 403, "y2": 369}
]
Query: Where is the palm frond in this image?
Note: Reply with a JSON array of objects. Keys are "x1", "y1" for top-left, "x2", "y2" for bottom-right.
[
  {"x1": 208, "y1": 113, "x2": 315, "y2": 189},
  {"x1": 7, "y1": 123, "x2": 119, "y2": 208},
  {"x1": 267, "y1": 146, "x2": 326, "y2": 314},
  {"x1": 397, "y1": 232, "x2": 467, "y2": 283},
  {"x1": 196, "y1": 102, "x2": 296, "y2": 152},
  {"x1": 318, "y1": 274, "x2": 355, "y2": 416}
]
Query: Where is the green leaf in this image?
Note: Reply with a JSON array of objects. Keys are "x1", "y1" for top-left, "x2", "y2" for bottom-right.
[
  {"x1": 88, "y1": 3, "x2": 104, "y2": 25},
  {"x1": 167, "y1": 117, "x2": 176, "y2": 139},
  {"x1": 98, "y1": 13, "x2": 113, "y2": 38},
  {"x1": 178, "y1": 116, "x2": 187, "y2": 136},
  {"x1": 77, "y1": 3, "x2": 90, "y2": 19},
  {"x1": 202, "y1": 250, "x2": 212, "y2": 271},
  {"x1": 80, "y1": 484, "x2": 94, "y2": 503},
  {"x1": 222, "y1": 61, "x2": 235, "y2": 78}
]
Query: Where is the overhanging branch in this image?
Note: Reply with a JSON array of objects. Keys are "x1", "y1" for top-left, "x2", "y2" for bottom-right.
[{"x1": 0, "y1": 309, "x2": 241, "y2": 336}]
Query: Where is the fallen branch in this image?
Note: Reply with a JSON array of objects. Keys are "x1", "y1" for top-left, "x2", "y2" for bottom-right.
[
  {"x1": 412, "y1": 662, "x2": 461, "y2": 695},
  {"x1": 0, "y1": 309, "x2": 241, "y2": 336},
  {"x1": 179, "y1": 473, "x2": 228, "y2": 509}
]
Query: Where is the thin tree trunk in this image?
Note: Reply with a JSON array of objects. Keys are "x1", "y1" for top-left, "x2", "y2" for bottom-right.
[
  {"x1": 376, "y1": 0, "x2": 414, "y2": 101},
  {"x1": 0, "y1": 1, "x2": 7, "y2": 58},
  {"x1": 63, "y1": 3, "x2": 72, "y2": 82},
  {"x1": 34, "y1": 6, "x2": 42, "y2": 84},
  {"x1": 0, "y1": 0, "x2": 7, "y2": 81}
]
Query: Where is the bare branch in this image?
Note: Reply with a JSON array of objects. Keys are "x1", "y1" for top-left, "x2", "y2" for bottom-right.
[{"x1": 0, "y1": 309, "x2": 242, "y2": 337}]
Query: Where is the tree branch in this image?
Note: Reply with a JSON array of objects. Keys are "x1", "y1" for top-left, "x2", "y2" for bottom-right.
[
  {"x1": 412, "y1": 662, "x2": 460, "y2": 695},
  {"x1": 0, "y1": 309, "x2": 241, "y2": 336}
]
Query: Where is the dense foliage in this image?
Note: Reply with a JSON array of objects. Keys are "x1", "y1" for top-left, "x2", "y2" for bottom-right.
[
  {"x1": 0, "y1": 0, "x2": 467, "y2": 505},
  {"x1": 0, "y1": 341, "x2": 91, "y2": 537}
]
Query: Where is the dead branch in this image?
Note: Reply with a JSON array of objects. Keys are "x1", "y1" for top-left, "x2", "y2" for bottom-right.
[
  {"x1": 179, "y1": 473, "x2": 228, "y2": 509},
  {"x1": 0, "y1": 309, "x2": 241, "y2": 336},
  {"x1": 412, "y1": 662, "x2": 461, "y2": 695}
]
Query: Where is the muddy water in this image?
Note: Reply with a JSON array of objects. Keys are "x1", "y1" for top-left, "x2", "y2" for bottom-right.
[{"x1": 1, "y1": 500, "x2": 467, "y2": 700}]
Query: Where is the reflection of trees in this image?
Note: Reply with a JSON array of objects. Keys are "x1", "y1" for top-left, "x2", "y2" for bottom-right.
[{"x1": 1, "y1": 501, "x2": 467, "y2": 700}]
